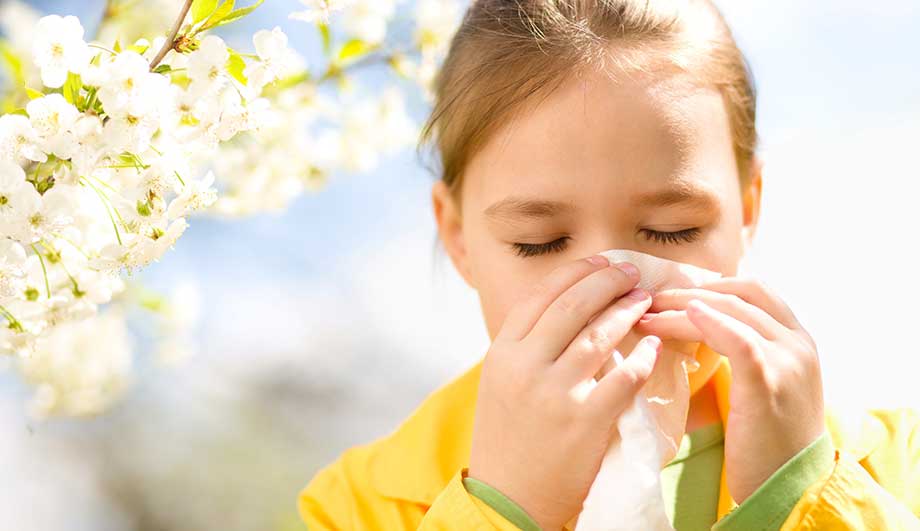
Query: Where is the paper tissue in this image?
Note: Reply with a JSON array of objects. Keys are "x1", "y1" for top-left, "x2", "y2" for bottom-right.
[{"x1": 571, "y1": 249, "x2": 724, "y2": 531}]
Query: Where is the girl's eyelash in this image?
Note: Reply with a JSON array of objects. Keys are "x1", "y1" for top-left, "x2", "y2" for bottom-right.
[
  {"x1": 512, "y1": 237, "x2": 570, "y2": 257},
  {"x1": 510, "y1": 228, "x2": 702, "y2": 258},
  {"x1": 640, "y1": 227, "x2": 702, "y2": 245}
]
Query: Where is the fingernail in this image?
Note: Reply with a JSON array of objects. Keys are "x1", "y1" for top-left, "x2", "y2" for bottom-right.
[
  {"x1": 639, "y1": 312, "x2": 657, "y2": 322},
  {"x1": 587, "y1": 255, "x2": 609, "y2": 267},
  {"x1": 643, "y1": 336, "x2": 661, "y2": 350},
  {"x1": 615, "y1": 261, "x2": 639, "y2": 278},
  {"x1": 627, "y1": 287, "x2": 648, "y2": 300}
]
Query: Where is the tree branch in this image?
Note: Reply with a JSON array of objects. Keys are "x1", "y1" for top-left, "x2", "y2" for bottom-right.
[{"x1": 149, "y1": 0, "x2": 194, "y2": 71}]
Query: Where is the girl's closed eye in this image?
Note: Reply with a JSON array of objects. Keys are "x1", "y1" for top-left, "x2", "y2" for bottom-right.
[
  {"x1": 639, "y1": 227, "x2": 703, "y2": 245},
  {"x1": 510, "y1": 228, "x2": 703, "y2": 258},
  {"x1": 511, "y1": 236, "x2": 571, "y2": 257}
]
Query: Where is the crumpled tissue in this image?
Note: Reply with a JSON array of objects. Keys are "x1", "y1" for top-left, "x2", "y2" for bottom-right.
[{"x1": 572, "y1": 249, "x2": 723, "y2": 531}]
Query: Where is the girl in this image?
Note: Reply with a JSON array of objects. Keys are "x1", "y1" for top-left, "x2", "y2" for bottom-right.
[{"x1": 299, "y1": 1, "x2": 920, "y2": 529}]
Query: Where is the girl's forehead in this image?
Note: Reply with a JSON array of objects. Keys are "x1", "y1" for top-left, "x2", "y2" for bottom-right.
[{"x1": 462, "y1": 70, "x2": 738, "y2": 208}]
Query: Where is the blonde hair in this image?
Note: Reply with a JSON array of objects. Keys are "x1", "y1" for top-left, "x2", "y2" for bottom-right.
[{"x1": 418, "y1": 0, "x2": 758, "y2": 206}]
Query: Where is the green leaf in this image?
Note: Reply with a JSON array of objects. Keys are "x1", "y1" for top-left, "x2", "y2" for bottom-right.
[
  {"x1": 337, "y1": 39, "x2": 374, "y2": 64},
  {"x1": 25, "y1": 87, "x2": 44, "y2": 100},
  {"x1": 267, "y1": 71, "x2": 310, "y2": 93},
  {"x1": 0, "y1": 40, "x2": 25, "y2": 87},
  {"x1": 8, "y1": 108, "x2": 28, "y2": 116},
  {"x1": 191, "y1": 0, "x2": 219, "y2": 24},
  {"x1": 128, "y1": 42, "x2": 150, "y2": 54},
  {"x1": 317, "y1": 22, "x2": 331, "y2": 55},
  {"x1": 153, "y1": 64, "x2": 173, "y2": 74},
  {"x1": 62, "y1": 72, "x2": 83, "y2": 106},
  {"x1": 199, "y1": 0, "x2": 235, "y2": 30},
  {"x1": 226, "y1": 50, "x2": 246, "y2": 84},
  {"x1": 209, "y1": 0, "x2": 264, "y2": 28},
  {"x1": 170, "y1": 70, "x2": 191, "y2": 88}
]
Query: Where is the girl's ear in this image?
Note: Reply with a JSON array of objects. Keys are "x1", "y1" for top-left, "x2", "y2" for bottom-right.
[
  {"x1": 740, "y1": 156, "x2": 764, "y2": 254},
  {"x1": 432, "y1": 180, "x2": 476, "y2": 288}
]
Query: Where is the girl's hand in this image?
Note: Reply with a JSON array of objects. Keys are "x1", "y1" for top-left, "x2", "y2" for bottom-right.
[
  {"x1": 468, "y1": 255, "x2": 662, "y2": 531},
  {"x1": 635, "y1": 277, "x2": 826, "y2": 503}
]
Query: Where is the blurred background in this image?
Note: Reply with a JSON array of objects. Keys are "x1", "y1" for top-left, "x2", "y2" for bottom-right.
[{"x1": 1, "y1": 0, "x2": 918, "y2": 530}]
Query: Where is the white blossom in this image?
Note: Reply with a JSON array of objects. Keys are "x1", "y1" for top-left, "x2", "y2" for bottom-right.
[
  {"x1": 342, "y1": 0, "x2": 397, "y2": 44},
  {"x1": 0, "y1": 321, "x2": 38, "y2": 357},
  {"x1": 18, "y1": 309, "x2": 132, "y2": 418},
  {"x1": 0, "y1": 114, "x2": 47, "y2": 163},
  {"x1": 0, "y1": 237, "x2": 28, "y2": 298},
  {"x1": 102, "y1": 98, "x2": 164, "y2": 153},
  {"x1": 132, "y1": 217, "x2": 188, "y2": 267},
  {"x1": 415, "y1": 0, "x2": 461, "y2": 55},
  {"x1": 68, "y1": 115, "x2": 105, "y2": 177},
  {"x1": 96, "y1": 51, "x2": 168, "y2": 116},
  {"x1": 0, "y1": 0, "x2": 448, "y2": 417},
  {"x1": 166, "y1": 171, "x2": 217, "y2": 219},
  {"x1": 243, "y1": 27, "x2": 303, "y2": 93},
  {"x1": 4, "y1": 182, "x2": 75, "y2": 245},
  {"x1": 333, "y1": 87, "x2": 416, "y2": 172},
  {"x1": 289, "y1": 0, "x2": 352, "y2": 24},
  {"x1": 26, "y1": 94, "x2": 81, "y2": 159},
  {"x1": 211, "y1": 90, "x2": 271, "y2": 142},
  {"x1": 31, "y1": 15, "x2": 91, "y2": 88},
  {"x1": 0, "y1": 161, "x2": 28, "y2": 220},
  {"x1": 187, "y1": 35, "x2": 229, "y2": 95}
]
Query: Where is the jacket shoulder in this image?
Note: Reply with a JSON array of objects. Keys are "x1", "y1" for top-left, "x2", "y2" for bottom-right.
[
  {"x1": 298, "y1": 358, "x2": 486, "y2": 528},
  {"x1": 825, "y1": 405, "x2": 920, "y2": 512},
  {"x1": 779, "y1": 406, "x2": 920, "y2": 529},
  {"x1": 298, "y1": 443, "x2": 378, "y2": 529},
  {"x1": 825, "y1": 406, "x2": 919, "y2": 458}
]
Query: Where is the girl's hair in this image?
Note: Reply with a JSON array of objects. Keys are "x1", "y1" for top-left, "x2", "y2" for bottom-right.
[{"x1": 418, "y1": 0, "x2": 758, "y2": 209}]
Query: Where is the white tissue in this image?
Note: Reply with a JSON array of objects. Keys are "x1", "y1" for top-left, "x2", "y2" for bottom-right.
[{"x1": 572, "y1": 249, "x2": 723, "y2": 531}]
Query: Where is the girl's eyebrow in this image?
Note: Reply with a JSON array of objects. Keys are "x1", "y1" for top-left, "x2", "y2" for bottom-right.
[
  {"x1": 483, "y1": 182, "x2": 720, "y2": 221},
  {"x1": 632, "y1": 182, "x2": 721, "y2": 213},
  {"x1": 483, "y1": 196, "x2": 576, "y2": 221}
]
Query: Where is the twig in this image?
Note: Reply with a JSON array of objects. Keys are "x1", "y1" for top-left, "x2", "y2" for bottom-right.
[
  {"x1": 89, "y1": 42, "x2": 117, "y2": 55},
  {"x1": 319, "y1": 46, "x2": 415, "y2": 84},
  {"x1": 149, "y1": 0, "x2": 194, "y2": 71}
]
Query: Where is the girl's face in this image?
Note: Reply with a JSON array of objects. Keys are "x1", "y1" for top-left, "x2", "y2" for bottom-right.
[{"x1": 433, "y1": 69, "x2": 762, "y2": 341}]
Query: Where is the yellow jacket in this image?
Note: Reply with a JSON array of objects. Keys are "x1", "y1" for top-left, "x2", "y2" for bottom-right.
[{"x1": 298, "y1": 356, "x2": 920, "y2": 530}]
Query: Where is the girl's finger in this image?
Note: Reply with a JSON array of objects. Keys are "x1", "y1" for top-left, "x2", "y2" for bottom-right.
[
  {"x1": 586, "y1": 335, "x2": 661, "y2": 422},
  {"x1": 552, "y1": 287, "x2": 654, "y2": 384},
  {"x1": 524, "y1": 261, "x2": 641, "y2": 363},
  {"x1": 698, "y1": 277, "x2": 803, "y2": 331},
  {"x1": 648, "y1": 287, "x2": 782, "y2": 340},
  {"x1": 498, "y1": 255, "x2": 613, "y2": 343},
  {"x1": 633, "y1": 310, "x2": 704, "y2": 342},
  {"x1": 684, "y1": 299, "x2": 765, "y2": 381}
]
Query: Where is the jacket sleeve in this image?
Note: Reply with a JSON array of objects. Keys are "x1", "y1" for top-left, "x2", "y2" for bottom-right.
[
  {"x1": 419, "y1": 467, "x2": 526, "y2": 530},
  {"x1": 462, "y1": 432, "x2": 838, "y2": 531},
  {"x1": 713, "y1": 430, "x2": 836, "y2": 530},
  {"x1": 779, "y1": 408, "x2": 920, "y2": 530},
  {"x1": 297, "y1": 446, "x2": 523, "y2": 530},
  {"x1": 463, "y1": 473, "x2": 543, "y2": 531}
]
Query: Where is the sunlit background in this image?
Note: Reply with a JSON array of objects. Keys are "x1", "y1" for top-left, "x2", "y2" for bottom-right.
[{"x1": 1, "y1": 0, "x2": 918, "y2": 529}]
